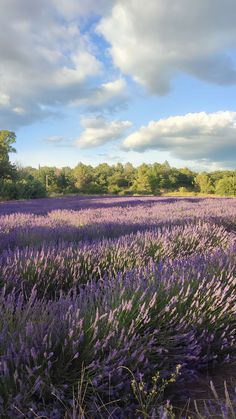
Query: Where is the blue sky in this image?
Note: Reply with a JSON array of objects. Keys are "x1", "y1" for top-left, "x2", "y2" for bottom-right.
[{"x1": 1, "y1": 0, "x2": 236, "y2": 171}]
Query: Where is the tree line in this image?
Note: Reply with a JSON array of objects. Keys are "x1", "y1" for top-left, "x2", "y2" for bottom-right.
[{"x1": 0, "y1": 130, "x2": 236, "y2": 200}]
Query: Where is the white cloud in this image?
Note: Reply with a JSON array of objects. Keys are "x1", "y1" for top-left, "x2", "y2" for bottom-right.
[
  {"x1": 71, "y1": 78, "x2": 129, "y2": 111},
  {"x1": 53, "y1": 51, "x2": 102, "y2": 87},
  {"x1": 122, "y1": 111, "x2": 236, "y2": 163},
  {"x1": 76, "y1": 116, "x2": 132, "y2": 148},
  {"x1": 12, "y1": 107, "x2": 25, "y2": 114},
  {"x1": 0, "y1": 0, "x2": 105, "y2": 129},
  {"x1": 0, "y1": 93, "x2": 10, "y2": 107},
  {"x1": 98, "y1": 0, "x2": 236, "y2": 94},
  {"x1": 52, "y1": 0, "x2": 113, "y2": 19}
]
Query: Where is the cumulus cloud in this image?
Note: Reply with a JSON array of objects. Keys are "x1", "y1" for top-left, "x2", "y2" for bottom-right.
[
  {"x1": 122, "y1": 111, "x2": 236, "y2": 163},
  {"x1": 0, "y1": 0, "x2": 110, "y2": 128},
  {"x1": 52, "y1": 0, "x2": 113, "y2": 19},
  {"x1": 76, "y1": 116, "x2": 132, "y2": 148},
  {"x1": 98, "y1": 0, "x2": 236, "y2": 94},
  {"x1": 71, "y1": 78, "x2": 129, "y2": 111}
]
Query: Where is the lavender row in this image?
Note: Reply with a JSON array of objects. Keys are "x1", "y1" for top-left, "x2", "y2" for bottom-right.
[
  {"x1": 0, "y1": 257, "x2": 235, "y2": 417},
  {"x1": 0, "y1": 196, "x2": 235, "y2": 417},
  {"x1": 1, "y1": 197, "x2": 236, "y2": 251},
  {"x1": 0, "y1": 195, "x2": 226, "y2": 216},
  {"x1": 0, "y1": 221, "x2": 234, "y2": 299}
]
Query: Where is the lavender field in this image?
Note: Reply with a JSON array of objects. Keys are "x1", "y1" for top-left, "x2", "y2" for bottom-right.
[{"x1": 0, "y1": 196, "x2": 236, "y2": 418}]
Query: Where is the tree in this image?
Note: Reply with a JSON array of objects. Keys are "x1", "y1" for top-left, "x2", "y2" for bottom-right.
[
  {"x1": 195, "y1": 173, "x2": 214, "y2": 194},
  {"x1": 150, "y1": 162, "x2": 173, "y2": 191},
  {"x1": 73, "y1": 163, "x2": 94, "y2": 192},
  {"x1": 133, "y1": 164, "x2": 152, "y2": 194},
  {"x1": 123, "y1": 162, "x2": 135, "y2": 187},
  {"x1": 56, "y1": 167, "x2": 76, "y2": 193},
  {"x1": 162, "y1": 160, "x2": 171, "y2": 171},
  {"x1": 0, "y1": 130, "x2": 16, "y2": 154},
  {"x1": 33, "y1": 166, "x2": 58, "y2": 193},
  {"x1": 215, "y1": 175, "x2": 236, "y2": 196},
  {"x1": 0, "y1": 130, "x2": 16, "y2": 179},
  {"x1": 108, "y1": 174, "x2": 129, "y2": 194},
  {"x1": 177, "y1": 168, "x2": 196, "y2": 190},
  {"x1": 93, "y1": 163, "x2": 112, "y2": 193},
  {"x1": 16, "y1": 167, "x2": 46, "y2": 198}
]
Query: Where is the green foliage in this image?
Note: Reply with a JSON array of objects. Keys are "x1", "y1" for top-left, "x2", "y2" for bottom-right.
[
  {"x1": 0, "y1": 130, "x2": 16, "y2": 154},
  {"x1": 73, "y1": 163, "x2": 93, "y2": 192},
  {"x1": 0, "y1": 132, "x2": 47, "y2": 200},
  {"x1": 0, "y1": 178, "x2": 46, "y2": 200},
  {"x1": 195, "y1": 172, "x2": 215, "y2": 194},
  {"x1": 18, "y1": 179, "x2": 46, "y2": 199},
  {"x1": 0, "y1": 130, "x2": 16, "y2": 180},
  {"x1": 124, "y1": 364, "x2": 181, "y2": 417},
  {"x1": 215, "y1": 175, "x2": 236, "y2": 196},
  {"x1": 0, "y1": 130, "x2": 236, "y2": 199},
  {"x1": 93, "y1": 163, "x2": 113, "y2": 193},
  {"x1": 0, "y1": 179, "x2": 18, "y2": 200},
  {"x1": 133, "y1": 164, "x2": 153, "y2": 194},
  {"x1": 178, "y1": 186, "x2": 189, "y2": 193}
]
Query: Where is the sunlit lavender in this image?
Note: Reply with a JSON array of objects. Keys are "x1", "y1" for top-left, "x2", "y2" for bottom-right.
[{"x1": 0, "y1": 196, "x2": 235, "y2": 418}]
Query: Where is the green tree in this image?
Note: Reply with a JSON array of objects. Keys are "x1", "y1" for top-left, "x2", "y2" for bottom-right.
[
  {"x1": 195, "y1": 172, "x2": 214, "y2": 194},
  {"x1": 123, "y1": 162, "x2": 135, "y2": 187},
  {"x1": 34, "y1": 166, "x2": 58, "y2": 193},
  {"x1": 108, "y1": 174, "x2": 129, "y2": 194},
  {"x1": 73, "y1": 163, "x2": 94, "y2": 192},
  {"x1": 0, "y1": 130, "x2": 16, "y2": 179},
  {"x1": 151, "y1": 162, "x2": 172, "y2": 191},
  {"x1": 133, "y1": 164, "x2": 152, "y2": 194},
  {"x1": 107, "y1": 163, "x2": 129, "y2": 194},
  {"x1": 177, "y1": 168, "x2": 195, "y2": 190},
  {"x1": 56, "y1": 167, "x2": 76, "y2": 193},
  {"x1": 93, "y1": 163, "x2": 112, "y2": 193},
  {"x1": 16, "y1": 167, "x2": 46, "y2": 198},
  {"x1": 215, "y1": 175, "x2": 236, "y2": 196}
]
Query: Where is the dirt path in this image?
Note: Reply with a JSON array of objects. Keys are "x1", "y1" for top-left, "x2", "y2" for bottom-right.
[{"x1": 172, "y1": 363, "x2": 236, "y2": 417}]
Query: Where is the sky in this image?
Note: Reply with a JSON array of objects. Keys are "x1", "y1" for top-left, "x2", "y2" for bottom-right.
[{"x1": 1, "y1": 0, "x2": 236, "y2": 171}]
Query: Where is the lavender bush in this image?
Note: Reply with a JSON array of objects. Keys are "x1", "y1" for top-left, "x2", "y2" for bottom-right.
[{"x1": 0, "y1": 196, "x2": 235, "y2": 418}]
